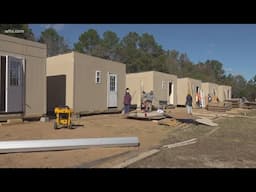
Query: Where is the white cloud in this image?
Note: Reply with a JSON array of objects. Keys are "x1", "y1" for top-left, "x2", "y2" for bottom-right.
[{"x1": 40, "y1": 24, "x2": 65, "y2": 31}]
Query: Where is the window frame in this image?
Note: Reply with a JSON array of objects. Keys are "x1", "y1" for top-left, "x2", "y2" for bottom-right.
[
  {"x1": 9, "y1": 61, "x2": 21, "y2": 87},
  {"x1": 95, "y1": 70, "x2": 101, "y2": 84}
]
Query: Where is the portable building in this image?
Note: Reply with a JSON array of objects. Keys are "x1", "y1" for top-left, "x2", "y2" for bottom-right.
[
  {"x1": 218, "y1": 85, "x2": 232, "y2": 102},
  {"x1": 177, "y1": 77, "x2": 202, "y2": 107},
  {"x1": 126, "y1": 71, "x2": 177, "y2": 108},
  {"x1": 47, "y1": 52, "x2": 126, "y2": 114},
  {"x1": 0, "y1": 34, "x2": 46, "y2": 120},
  {"x1": 202, "y1": 82, "x2": 219, "y2": 106}
]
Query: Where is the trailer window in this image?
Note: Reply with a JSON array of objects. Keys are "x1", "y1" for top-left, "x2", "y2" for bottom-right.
[{"x1": 95, "y1": 70, "x2": 101, "y2": 84}]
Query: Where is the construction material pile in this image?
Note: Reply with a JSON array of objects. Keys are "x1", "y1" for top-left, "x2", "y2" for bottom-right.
[
  {"x1": 224, "y1": 98, "x2": 242, "y2": 108},
  {"x1": 166, "y1": 104, "x2": 175, "y2": 109},
  {"x1": 127, "y1": 111, "x2": 166, "y2": 120},
  {"x1": 158, "y1": 118, "x2": 181, "y2": 127},
  {"x1": 242, "y1": 101, "x2": 256, "y2": 109},
  {"x1": 206, "y1": 102, "x2": 232, "y2": 112}
]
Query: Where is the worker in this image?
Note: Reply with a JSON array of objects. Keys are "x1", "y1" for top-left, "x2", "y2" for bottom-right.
[
  {"x1": 208, "y1": 94, "x2": 212, "y2": 103},
  {"x1": 123, "y1": 88, "x2": 132, "y2": 114},
  {"x1": 186, "y1": 93, "x2": 193, "y2": 115},
  {"x1": 196, "y1": 92, "x2": 200, "y2": 107},
  {"x1": 195, "y1": 92, "x2": 199, "y2": 106},
  {"x1": 145, "y1": 90, "x2": 154, "y2": 112},
  {"x1": 141, "y1": 91, "x2": 147, "y2": 111},
  {"x1": 198, "y1": 92, "x2": 202, "y2": 108}
]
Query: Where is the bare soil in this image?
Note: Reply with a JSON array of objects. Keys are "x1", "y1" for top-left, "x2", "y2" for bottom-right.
[
  {"x1": 0, "y1": 114, "x2": 174, "y2": 168},
  {"x1": 129, "y1": 109, "x2": 256, "y2": 168},
  {"x1": 1, "y1": 108, "x2": 255, "y2": 168}
]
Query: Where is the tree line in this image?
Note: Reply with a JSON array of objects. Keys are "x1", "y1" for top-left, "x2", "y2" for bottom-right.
[{"x1": 1, "y1": 24, "x2": 256, "y2": 101}]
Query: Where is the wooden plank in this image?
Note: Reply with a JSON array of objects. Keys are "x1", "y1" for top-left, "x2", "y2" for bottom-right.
[
  {"x1": 161, "y1": 138, "x2": 197, "y2": 149},
  {"x1": 195, "y1": 118, "x2": 218, "y2": 126},
  {"x1": 113, "y1": 138, "x2": 198, "y2": 168},
  {"x1": 158, "y1": 118, "x2": 179, "y2": 126},
  {"x1": 112, "y1": 149, "x2": 160, "y2": 168}
]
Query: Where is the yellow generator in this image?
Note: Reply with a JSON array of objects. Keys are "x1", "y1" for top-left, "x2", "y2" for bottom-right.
[{"x1": 54, "y1": 106, "x2": 73, "y2": 129}]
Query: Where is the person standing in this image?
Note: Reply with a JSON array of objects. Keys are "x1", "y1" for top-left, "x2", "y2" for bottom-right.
[
  {"x1": 123, "y1": 88, "x2": 132, "y2": 114},
  {"x1": 145, "y1": 90, "x2": 154, "y2": 112},
  {"x1": 141, "y1": 91, "x2": 146, "y2": 110},
  {"x1": 208, "y1": 94, "x2": 212, "y2": 103},
  {"x1": 186, "y1": 93, "x2": 193, "y2": 115}
]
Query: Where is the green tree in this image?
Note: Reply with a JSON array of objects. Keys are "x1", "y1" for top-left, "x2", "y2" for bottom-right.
[
  {"x1": 74, "y1": 29, "x2": 101, "y2": 56},
  {"x1": 72, "y1": 28, "x2": 253, "y2": 100},
  {"x1": 119, "y1": 32, "x2": 141, "y2": 72},
  {"x1": 228, "y1": 75, "x2": 247, "y2": 98},
  {"x1": 121, "y1": 32, "x2": 140, "y2": 49},
  {"x1": 101, "y1": 31, "x2": 120, "y2": 60},
  {"x1": 139, "y1": 33, "x2": 163, "y2": 56},
  {"x1": 0, "y1": 24, "x2": 35, "y2": 41},
  {"x1": 39, "y1": 28, "x2": 70, "y2": 57},
  {"x1": 246, "y1": 75, "x2": 256, "y2": 101},
  {"x1": 165, "y1": 50, "x2": 180, "y2": 75},
  {"x1": 177, "y1": 53, "x2": 194, "y2": 77}
]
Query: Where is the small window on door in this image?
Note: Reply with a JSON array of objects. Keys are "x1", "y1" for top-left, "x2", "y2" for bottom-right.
[
  {"x1": 9, "y1": 62, "x2": 21, "y2": 86},
  {"x1": 95, "y1": 70, "x2": 101, "y2": 84},
  {"x1": 110, "y1": 76, "x2": 116, "y2": 91}
]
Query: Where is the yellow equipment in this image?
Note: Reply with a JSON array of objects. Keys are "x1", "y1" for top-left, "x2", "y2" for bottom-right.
[{"x1": 54, "y1": 106, "x2": 73, "y2": 129}]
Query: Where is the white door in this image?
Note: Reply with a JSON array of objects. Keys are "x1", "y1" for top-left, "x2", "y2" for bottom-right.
[
  {"x1": 108, "y1": 73, "x2": 117, "y2": 107},
  {"x1": 5, "y1": 56, "x2": 24, "y2": 113},
  {"x1": 200, "y1": 90, "x2": 205, "y2": 108}
]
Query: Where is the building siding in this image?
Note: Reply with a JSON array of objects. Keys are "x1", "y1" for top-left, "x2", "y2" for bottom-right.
[
  {"x1": 126, "y1": 71, "x2": 177, "y2": 108},
  {"x1": 177, "y1": 78, "x2": 202, "y2": 107},
  {"x1": 47, "y1": 52, "x2": 125, "y2": 114},
  {"x1": 0, "y1": 34, "x2": 46, "y2": 118},
  {"x1": 46, "y1": 52, "x2": 74, "y2": 110}
]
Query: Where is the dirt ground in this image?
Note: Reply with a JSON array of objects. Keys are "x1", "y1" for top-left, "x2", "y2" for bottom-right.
[
  {"x1": 0, "y1": 113, "x2": 175, "y2": 168},
  {"x1": 129, "y1": 109, "x2": 256, "y2": 168},
  {"x1": 1, "y1": 108, "x2": 255, "y2": 168}
]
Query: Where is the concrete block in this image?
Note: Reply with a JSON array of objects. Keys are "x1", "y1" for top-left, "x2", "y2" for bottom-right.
[
  {"x1": 7, "y1": 119, "x2": 23, "y2": 124},
  {"x1": 40, "y1": 116, "x2": 49, "y2": 122}
]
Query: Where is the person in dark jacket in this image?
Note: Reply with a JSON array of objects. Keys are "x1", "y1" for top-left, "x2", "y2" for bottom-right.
[
  {"x1": 123, "y1": 88, "x2": 132, "y2": 114},
  {"x1": 186, "y1": 93, "x2": 193, "y2": 115}
]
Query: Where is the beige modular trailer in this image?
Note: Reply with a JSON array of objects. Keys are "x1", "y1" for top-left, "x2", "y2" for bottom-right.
[
  {"x1": 202, "y1": 82, "x2": 219, "y2": 106},
  {"x1": 177, "y1": 77, "x2": 202, "y2": 107},
  {"x1": 218, "y1": 85, "x2": 232, "y2": 102},
  {"x1": 126, "y1": 71, "x2": 177, "y2": 108},
  {"x1": 0, "y1": 34, "x2": 46, "y2": 120},
  {"x1": 47, "y1": 52, "x2": 126, "y2": 114}
]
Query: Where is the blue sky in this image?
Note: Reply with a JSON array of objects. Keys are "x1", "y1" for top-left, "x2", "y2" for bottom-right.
[{"x1": 29, "y1": 24, "x2": 256, "y2": 80}]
